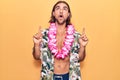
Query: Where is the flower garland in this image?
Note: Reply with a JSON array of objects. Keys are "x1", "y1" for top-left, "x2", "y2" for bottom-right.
[{"x1": 48, "y1": 23, "x2": 75, "y2": 59}]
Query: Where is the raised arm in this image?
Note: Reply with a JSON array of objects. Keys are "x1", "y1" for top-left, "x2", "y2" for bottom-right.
[
  {"x1": 32, "y1": 26, "x2": 42, "y2": 60},
  {"x1": 79, "y1": 28, "x2": 88, "y2": 61}
]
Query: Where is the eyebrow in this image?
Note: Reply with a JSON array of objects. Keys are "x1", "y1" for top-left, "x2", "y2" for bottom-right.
[
  {"x1": 63, "y1": 6, "x2": 68, "y2": 9},
  {"x1": 55, "y1": 5, "x2": 68, "y2": 9},
  {"x1": 55, "y1": 6, "x2": 60, "y2": 9}
]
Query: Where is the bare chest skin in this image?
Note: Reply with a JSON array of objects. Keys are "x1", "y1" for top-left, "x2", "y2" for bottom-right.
[
  {"x1": 54, "y1": 31, "x2": 70, "y2": 74},
  {"x1": 56, "y1": 31, "x2": 66, "y2": 50}
]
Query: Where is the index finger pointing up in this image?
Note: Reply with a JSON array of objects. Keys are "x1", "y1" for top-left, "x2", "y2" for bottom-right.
[
  {"x1": 38, "y1": 26, "x2": 42, "y2": 34},
  {"x1": 82, "y1": 27, "x2": 85, "y2": 34}
]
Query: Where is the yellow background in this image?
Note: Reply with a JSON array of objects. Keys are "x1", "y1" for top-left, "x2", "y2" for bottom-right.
[{"x1": 0, "y1": 0, "x2": 120, "y2": 80}]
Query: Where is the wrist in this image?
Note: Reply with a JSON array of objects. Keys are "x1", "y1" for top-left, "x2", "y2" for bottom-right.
[
  {"x1": 34, "y1": 43, "x2": 40, "y2": 47},
  {"x1": 80, "y1": 45, "x2": 86, "y2": 49},
  {"x1": 79, "y1": 45, "x2": 85, "y2": 52}
]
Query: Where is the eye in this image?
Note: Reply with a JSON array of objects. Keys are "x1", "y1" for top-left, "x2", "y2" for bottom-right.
[
  {"x1": 63, "y1": 7, "x2": 68, "y2": 11},
  {"x1": 55, "y1": 6, "x2": 60, "y2": 10}
]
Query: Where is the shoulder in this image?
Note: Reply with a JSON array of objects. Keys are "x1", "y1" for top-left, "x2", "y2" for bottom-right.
[
  {"x1": 41, "y1": 28, "x2": 49, "y2": 42},
  {"x1": 74, "y1": 31, "x2": 80, "y2": 38},
  {"x1": 42, "y1": 28, "x2": 49, "y2": 35}
]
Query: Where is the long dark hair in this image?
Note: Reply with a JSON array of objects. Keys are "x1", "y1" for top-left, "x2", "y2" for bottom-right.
[{"x1": 49, "y1": 1, "x2": 72, "y2": 26}]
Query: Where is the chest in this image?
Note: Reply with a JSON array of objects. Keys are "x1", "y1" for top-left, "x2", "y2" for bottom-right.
[{"x1": 56, "y1": 34, "x2": 66, "y2": 50}]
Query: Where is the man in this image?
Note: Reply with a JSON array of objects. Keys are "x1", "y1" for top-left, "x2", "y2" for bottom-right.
[{"x1": 33, "y1": 1, "x2": 88, "y2": 80}]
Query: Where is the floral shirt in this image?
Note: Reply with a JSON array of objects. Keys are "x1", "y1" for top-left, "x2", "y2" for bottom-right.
[{"x1": 40, "y1": 29, "x2": 81, "y2": 80}]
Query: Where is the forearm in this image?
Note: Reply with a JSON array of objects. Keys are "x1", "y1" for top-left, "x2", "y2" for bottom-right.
[
  {"x1": 32, "y1": 44, "x2": 41, "y2": 60},
  {"x1": 79, "y1": 46, "x2": 86, "y2": 62}
]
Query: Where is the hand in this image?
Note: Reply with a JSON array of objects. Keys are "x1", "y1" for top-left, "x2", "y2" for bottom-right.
[
  {"x1": 79, "y1": 28, "x2": 88, "y2": 47},
  {"x1": 33, "y1": 26, "x2": 42, "y2": 46}
]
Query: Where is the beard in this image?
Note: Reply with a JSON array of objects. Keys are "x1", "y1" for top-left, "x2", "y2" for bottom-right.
[
  {"x1": 56, "y1": 19, "x2": 66, "y2": 25},
  {"x1": 55, "y1": 15, "x2": 68, "y2": 25}
]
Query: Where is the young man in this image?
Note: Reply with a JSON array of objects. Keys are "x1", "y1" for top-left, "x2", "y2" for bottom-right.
[{"x1": 33, "y1": 1, "x2": 88, "y2": 80}]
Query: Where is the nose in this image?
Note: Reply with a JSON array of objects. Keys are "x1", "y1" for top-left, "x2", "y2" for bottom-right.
[{"x1": 60, "y1": 9, "x2": 63, "y2": 13}]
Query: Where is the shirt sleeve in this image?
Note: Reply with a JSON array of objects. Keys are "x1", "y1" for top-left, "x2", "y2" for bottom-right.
[
  {"x1": 40, "y1": 29, "x2": 49, "y2": 59},
  {"x1": 70, "y1": 31, "x2": 81, "y2": 62}
]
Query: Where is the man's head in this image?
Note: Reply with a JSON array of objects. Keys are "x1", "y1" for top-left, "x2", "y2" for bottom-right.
[{"x1": 49, "y1": 1, "x2": 72, "y2": 26}]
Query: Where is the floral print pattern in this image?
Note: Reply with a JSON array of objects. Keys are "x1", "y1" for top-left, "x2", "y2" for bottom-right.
[{"x1": 40, "y1": 29, "x2": 81, "y2": 80}]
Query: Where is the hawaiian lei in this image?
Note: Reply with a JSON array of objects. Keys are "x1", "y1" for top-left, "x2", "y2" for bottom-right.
[{"x1": 48, "y1": 23, "x2": 75, "y2": 59}]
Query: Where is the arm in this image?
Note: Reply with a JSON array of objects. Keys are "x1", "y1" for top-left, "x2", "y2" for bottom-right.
[
  {"x1": 79, "y1": 45, "x2": 86, "y2": 61},
  {"x1": 32, "y1": 27, "x2": 42, "y2": 60},
  {"x1": 79, "y1": 28, "x2": 88, "y2": 62},
  {"x1": 32, "y1": 44, "x2": 41, "y2": 60}
]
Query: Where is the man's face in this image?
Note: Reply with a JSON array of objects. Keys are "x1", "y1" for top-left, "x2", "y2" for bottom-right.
[{"x1": 53, "y1": 3, "x2": 70, "y2": 25}]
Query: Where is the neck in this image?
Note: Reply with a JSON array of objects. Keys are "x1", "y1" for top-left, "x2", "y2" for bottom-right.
[{"x1": 55, "y1": 22, "x2": 66, "y2": 33}]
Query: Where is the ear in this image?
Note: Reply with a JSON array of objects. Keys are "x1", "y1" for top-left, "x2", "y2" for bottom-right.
[
  {"x1": 68, "y1": 13, "x2": 70, "y2": 17},
  {"x1": 53, "y1": 12, "x2": 55, "y2": 16}
]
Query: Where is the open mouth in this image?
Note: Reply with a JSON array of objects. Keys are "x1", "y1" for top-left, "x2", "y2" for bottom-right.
[{"x1": 59, "y1": 15, "x2": 63, "y2": 18}]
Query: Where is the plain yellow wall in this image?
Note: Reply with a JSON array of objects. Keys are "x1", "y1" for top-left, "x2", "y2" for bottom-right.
[{"x1": 0, "y1": 0, "x2": 120, "y2": 80}]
